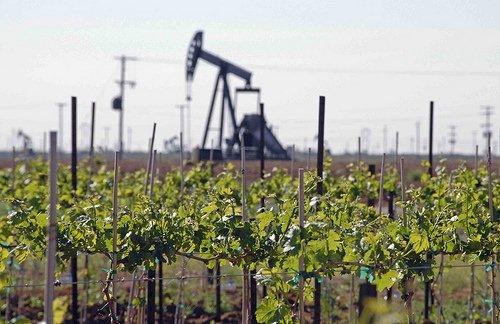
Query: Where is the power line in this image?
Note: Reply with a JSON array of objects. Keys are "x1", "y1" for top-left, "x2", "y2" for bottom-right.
[{"x1": 134, "y1": 56, "x2": 500, "y2": 77}]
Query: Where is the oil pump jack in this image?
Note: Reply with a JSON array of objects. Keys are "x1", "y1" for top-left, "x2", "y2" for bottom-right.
[{"x1": 186, "y1": 31, "x2": 288, "y2": 160}]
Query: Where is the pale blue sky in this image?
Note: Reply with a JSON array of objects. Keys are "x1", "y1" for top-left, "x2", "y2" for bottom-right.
[{"x1": 1, "y1": 1, "x2": 499, "y2": 154}]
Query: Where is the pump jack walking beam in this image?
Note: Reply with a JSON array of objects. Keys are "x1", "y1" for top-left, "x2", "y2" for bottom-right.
[{"x1": 186, "y1": 31, "x2": 249, "y2": 153}]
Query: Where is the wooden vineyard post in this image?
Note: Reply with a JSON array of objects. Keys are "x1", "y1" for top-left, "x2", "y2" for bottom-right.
[
  {"x1": 83, "y1": 101, "x2": 95, "y2": 322},
  {"x1": 314, "y1": 96, "x2": 325, "y2": 324},
  {"x1": 241, "y1": 135, "x2": 250, "y2": 324},
  {"x1": 487, "y1": 138, "x2": 498, "y2": 324},
  {"x1": 350, "y1": 135, "x2": 362, "y2": 322},
  {"x1": 378, "y1": 153, "x2": 386, "y2": 215},
  {"x1": 134, "y1": 123, "x2": 156, "y2": 324},
  {"x1": 349, "y1": 137, "x2": 360, "y2": 322},
  {"x1": 298, "y1": 168, "x2": 305, "y2": 324},
  {"x1": 400, "y1": 157, "x2": 414, "y2": 322},
  {"x1": 147, "y1": 150, "x2": 158, "y2": 324},
  {"x1": 437, "y1": 169, "x2": 457, "y2": 324},
  {"x1": 111, "y1": 151, "x2": 120, "y2": 320},
  {"x1": 143, "y1": 123, "x2": 156, "y2": 324},
  {"x1": 144, "y1": 123, "x2": 157, "y2": 190},
  {"x1": 44, "y1": 131, "x2": 58, "y2": 324},
  {"x1": 70, "y1": 96, "x2": 79, "y2": 324},
  {"x1": 469, "y1": 145, "x2": 479, "y2": 320},
  {"x1": 175, "y1": 136, "x2": 187, "y2": 324},
  {"x1": 290, "y1": 144, "x2": 295, "y2": 179},
  {"x1": 358, "y1": 136, "x2": 361, "y2": 165},
  {"x1": 157, "y1": 155, "x2": 163, "y2": 322},
  {"x1": 155, "y1": 153, "x2": 164, "y2": 324},
  {"x1": 400, "y1": 158, "x2": 407, "y2": 227},
  {"x1": 424, "y1": 101, "x2": 434, "y2": 321},
  {"x1": 150, "y1": 150, "x2": 158, "y2": 194},
  {"x1": 126, "y1": 123, "x2": 156, "y2": 323}
]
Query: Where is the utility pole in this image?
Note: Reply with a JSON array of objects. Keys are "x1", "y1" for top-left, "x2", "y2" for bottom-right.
[
  {"x1": 114, "y1": 55, "x2": 137, "y2": 154},
  {"x1": 55, "y1": 103, "x2": 66, "y2": 152},
  {"x1": 416, "y1": 121, "x2": 421, "y2": 155},
  {"x1": 448, "y1": 125, "x2": 456, "y2": 155},
  {"x1": 481, "y1": 106, "x2": 494, "y2": 154}
]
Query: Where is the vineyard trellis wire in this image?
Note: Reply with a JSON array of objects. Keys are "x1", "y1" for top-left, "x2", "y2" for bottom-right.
[{"x1": 2, "y1": 263, "x2": 495, "y2": 290}]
